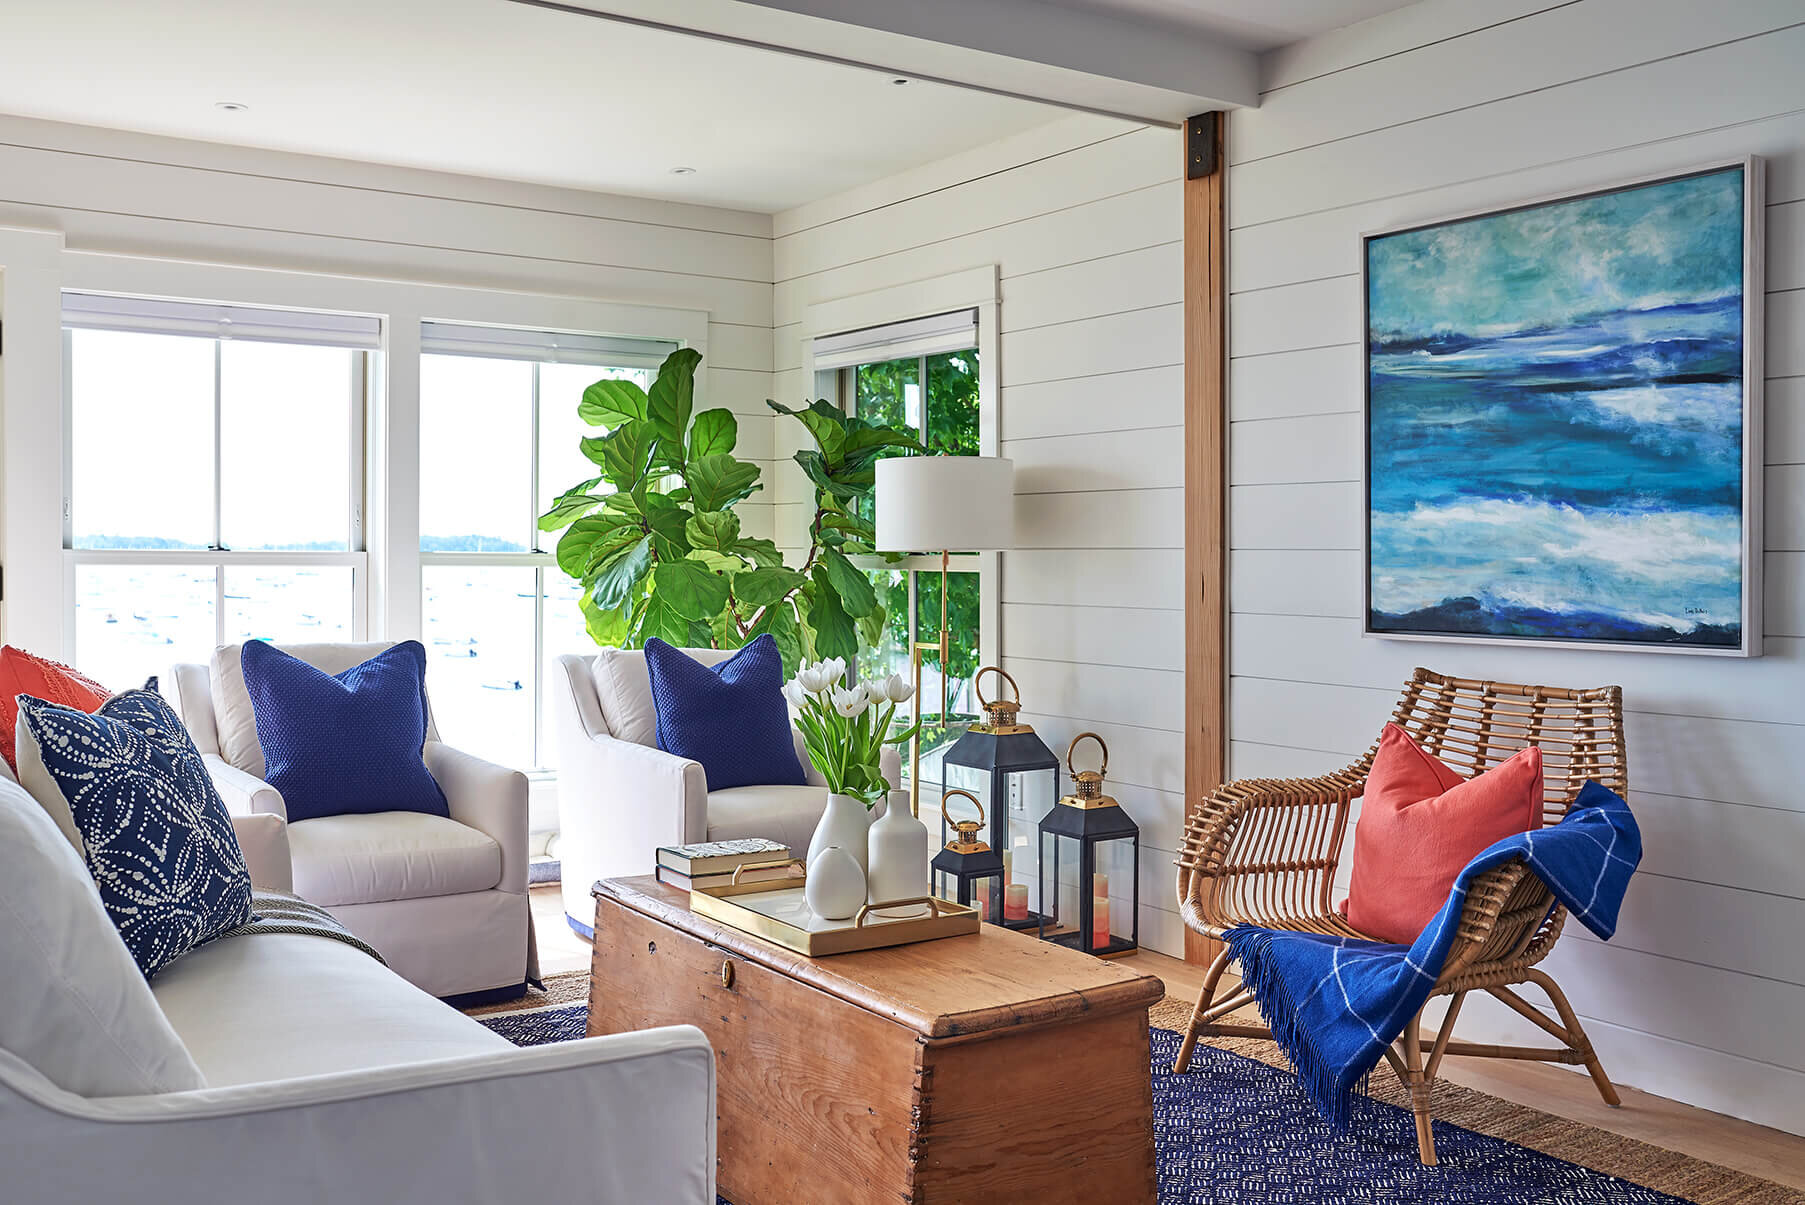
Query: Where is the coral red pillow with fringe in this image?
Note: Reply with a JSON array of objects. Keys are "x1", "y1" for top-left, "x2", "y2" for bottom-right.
[
  {"x1": 1343, "y1": 722, "x2": 1544, "y2": 945},
  {"x1": 0, "y1": 647, "x2": 112, "y2": 773}
]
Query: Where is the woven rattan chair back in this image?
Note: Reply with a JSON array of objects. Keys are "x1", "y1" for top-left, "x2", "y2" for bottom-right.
[{"x1": 1389, "y1": 668, "x2": 1627, "y2": 826}]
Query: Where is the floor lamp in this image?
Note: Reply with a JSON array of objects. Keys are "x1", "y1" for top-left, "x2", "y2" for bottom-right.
[{"x1": 874, "y1": 455, "x2": 1015, "y2": 818}]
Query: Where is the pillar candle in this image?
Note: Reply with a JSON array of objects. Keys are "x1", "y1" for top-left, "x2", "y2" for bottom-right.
[
  {"x1": 1093, "y1": 872, "x2": 1109, "y2": 897},
  {"x1": 1004, "y1": 882, "x2": 1029, "y2": 922},
  {"x1": 1092, "y1": 895, "x2": 1111, "y2": 950},
  {"x1": 1002, "y1": 850, "x2": 1013, "y2": 884}
]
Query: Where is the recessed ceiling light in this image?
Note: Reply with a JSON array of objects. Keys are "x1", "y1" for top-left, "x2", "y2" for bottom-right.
[
  {"x1": 669, "y1": 166, "x2": 697, "y2": 175},
  {"x1": 215, "y1": 101, "x2": 249, "y2": 112}
]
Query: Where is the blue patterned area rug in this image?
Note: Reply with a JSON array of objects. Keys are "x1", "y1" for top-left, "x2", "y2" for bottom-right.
[{"x1": 473, "y1": 1001, "x2": 1789, "y2": 1204}]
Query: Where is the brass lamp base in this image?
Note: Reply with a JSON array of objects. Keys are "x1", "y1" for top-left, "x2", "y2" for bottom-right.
[{"x1": 906, "y1": 550, "x2": 955, "y2": 820}]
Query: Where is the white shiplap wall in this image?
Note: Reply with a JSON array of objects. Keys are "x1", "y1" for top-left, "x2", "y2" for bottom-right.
[
  {"x1": 0, "y1": 112, "x2": 778, "y2": 548},
  {"x1": 1230, "y1": 0, "x2": 1805, "y2": 1134},
  {"x1": 770, "y1": 114, "x2": 1188, "y2": 954}
]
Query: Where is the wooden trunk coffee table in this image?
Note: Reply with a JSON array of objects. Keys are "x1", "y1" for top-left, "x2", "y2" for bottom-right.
[{"x1": 588, "y1": 876, "x2": 1164, "y2": 1205}]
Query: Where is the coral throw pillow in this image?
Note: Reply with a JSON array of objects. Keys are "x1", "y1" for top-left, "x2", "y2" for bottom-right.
[
  {"x1": 1344, "y1": 723, "x2": 1544, "y2": 945},
  {"x1": 0, "y1": 647, "x2": 111, "y2": 774}
]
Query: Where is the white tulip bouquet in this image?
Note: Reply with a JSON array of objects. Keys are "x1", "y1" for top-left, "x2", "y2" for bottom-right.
[{"x1": 782, "y1": 658, "x2": 919, "y2": 808}]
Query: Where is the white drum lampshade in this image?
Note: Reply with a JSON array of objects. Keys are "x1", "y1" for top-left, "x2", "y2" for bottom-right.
[{"x1": 875, "y1": 456, "x2": 1015, "y2": 553}]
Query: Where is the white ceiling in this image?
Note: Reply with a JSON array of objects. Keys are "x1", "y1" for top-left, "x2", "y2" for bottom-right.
[
  {"x1": 0, "y1": 0, "x2": 1073, "y2": 212},
  {"x1": 1037, "y1": 0, "x2": 1425, "y2": 51}
]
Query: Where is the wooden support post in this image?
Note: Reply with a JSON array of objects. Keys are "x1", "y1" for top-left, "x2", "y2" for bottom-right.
[{"x1": 1182, "y1": 112, "x2": 1227, "y2": 966}]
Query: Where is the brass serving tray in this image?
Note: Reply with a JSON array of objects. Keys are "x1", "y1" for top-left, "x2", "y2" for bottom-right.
[{"x1": 690, "y1": 867, "x2": 979, "y2": 957}]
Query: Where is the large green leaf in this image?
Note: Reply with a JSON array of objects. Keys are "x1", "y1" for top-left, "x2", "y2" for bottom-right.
[
  {"x1": 857, "y1": 606, "x2": 887, "y2": 650},
  {"x1": 747, "y1": 598, "x2": 802, "y2": 673},
  {"x1": 818, "y1": 509, "x2": 875, "y2": 540},
  {"x1": 589, "y1": 533, "x2": 651, "y2": 612},
  {"x1": 733, "y1": 565, "x2": 807, "y2": 608},
  {"x1": 647, "y1": 348, "x2": 702, "y2": 446},
  {"x1": 556, "y1": 513, "x2": 637, "y2": 578},
  {"x1": 639, "y1": 588, "x2": 693, "y2": 646},
  {"x1": 653, "y1": 558, "x2": 731, "y2": 620},
  {"x1": 538, "y1": 492, "x2": 608, "y2": 531},
  {"x1": 688, "y1": 408, "x2": 737, "y2": 460},
  {"x1": 578, "y1": 378, "x2": 649, "y2": 426},
  {"x1": 839, "y1": 420, "x2": 925, "y2": 463},
  {"x1": 733, "y1": 537, "x2": 784, "y2": 569},
  {"x1": 808, "y1": 565, "x2": 858, "y2": 663},
  {"x1": 768, "y1": 399, "x2": 848, "y2": 461},
  {"x1": 818, "y1": 548, "x2": 878, "y2": 618},
  {"x1": 583, "y1": 421, "x2": 654, "y2": 488},
  {"x1": 579, "y1": 591, "x2": 633, "y2": 646},
  {"x1": 793, "y1": 450, "x2": 868, "y2": 501},
  {"x1": 640, "y1": 493, "x2": 693, "y2": 560},
  {"x1": 684, "y1": 509, "x2": 740, "y2": 553},
  {"x1": 688, "y1": 454, "x2": 762, "y2": 512}
]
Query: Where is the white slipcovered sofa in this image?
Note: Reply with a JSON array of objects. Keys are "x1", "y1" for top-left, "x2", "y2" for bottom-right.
[
  {"x1": 553, "y1": 647, "x2": 901, "y2": 933},
  {"x1": 172, "y1": 642, "x2": 535, "y2": 1001},
  {"x1": 0, "y1": 775, "x2": 715, "y2": 1205}
]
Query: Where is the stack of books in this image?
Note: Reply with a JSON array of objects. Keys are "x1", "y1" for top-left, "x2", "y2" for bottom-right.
[{"x1": 654, "y1": 837, "x2": 801, "y2": 892}]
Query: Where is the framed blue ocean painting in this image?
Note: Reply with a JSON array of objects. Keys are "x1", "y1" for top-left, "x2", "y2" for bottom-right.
[{"x1": 1363, "y1": 160, "x2": 1764, "y2": 656}]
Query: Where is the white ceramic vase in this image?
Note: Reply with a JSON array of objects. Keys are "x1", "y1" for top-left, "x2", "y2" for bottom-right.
[
  {"x1": 807, "y1": 792, "x2": 871, "y2": 876},
  {"x1": 805, "y1": 845, "x2": 867, "y2": 921},
  {"x1": 866, "y1": 789, "x2": 932, "y2": 918}
]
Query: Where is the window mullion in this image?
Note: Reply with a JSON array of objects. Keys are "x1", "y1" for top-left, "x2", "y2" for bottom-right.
[
  {"x1": 212, "y1": 339, "x2": 224, "y2": 552},
  {"x1": 916, "y1": 353, "x2": 928, "y2": 441},
  {"x1": 533, "y1": 565, "x2": 547, "y2": 768},
  {"x1": 529, "y1": 363, "x2": 543, "y2": 554},
  {"x1": 350, "y1": 350, "x2": 367, "y2": 554}
]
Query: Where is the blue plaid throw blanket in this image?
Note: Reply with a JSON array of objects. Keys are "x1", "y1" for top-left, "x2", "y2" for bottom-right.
[{"x1": 1224, "y1": 781, "x2": 1641, "y2": 1129}]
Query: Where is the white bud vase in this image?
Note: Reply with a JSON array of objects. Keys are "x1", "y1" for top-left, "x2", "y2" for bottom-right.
[
  {"x1": 867, "y1": 789, "x2": 932, "y2": 919},
  {"x1": 805, "y1": 846, "x2": 867, "y2": 921},
  {"x1": 807, "y1": 792, "x2": 871, "y2": 876}
]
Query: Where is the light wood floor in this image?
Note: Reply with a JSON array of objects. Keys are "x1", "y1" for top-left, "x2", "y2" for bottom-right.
[{"x1": 531, "y1": 887, "x2": 1805, "y2": 1190}]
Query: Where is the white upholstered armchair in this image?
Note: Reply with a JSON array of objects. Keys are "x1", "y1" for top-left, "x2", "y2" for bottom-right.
[
  {"x1": 552, "y1": 648, "x2": 901, "y2": 934},
  {"x1": 172, "y1": 642, "x2": 536, "y2": 1002}
]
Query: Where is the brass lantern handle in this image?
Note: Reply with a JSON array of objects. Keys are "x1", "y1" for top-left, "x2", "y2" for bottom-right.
[
  {"x1": 973, "y1": 666, "x2": 1020, "y2": 710},
  {"x1": 938, "y1": 787, "x2": 985, "y2": 828},
  {"x1": 1066, "y1": 731, "x2": 1109, "y2": 780}
]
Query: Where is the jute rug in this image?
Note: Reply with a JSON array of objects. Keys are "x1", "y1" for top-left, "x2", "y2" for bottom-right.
[{"x1": 467, "y1": 976, "x2": 1801, "y2": 1205}]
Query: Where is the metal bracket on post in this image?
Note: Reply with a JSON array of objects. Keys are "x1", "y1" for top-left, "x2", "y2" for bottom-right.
[{"x1": 1186, "y1": 112, "x2": 1219, "y2": 180}]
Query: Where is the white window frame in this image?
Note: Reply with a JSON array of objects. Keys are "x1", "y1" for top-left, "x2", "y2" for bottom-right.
[
  {"x1": 60, "y1": 298, "x2": 377, "y2": 667},
  {"x1": 801, "y1": 265, "x2": 1002, "y2": 721},
  {"x1": 415, "y1": 324, "x2": 674, "y2": 772},
  {"x1": 10, "y1": 245, "x2": 706, "y2": 794}
]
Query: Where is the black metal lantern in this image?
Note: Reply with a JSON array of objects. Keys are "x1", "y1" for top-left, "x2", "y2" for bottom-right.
[
  {"x1": 930, "y1": 789, "x2": 1006, "y2": 922},
  {"x1": 1038, "y1": 733, "x2": 1139, "y2": 958},
  {"x1": 939, "y1": 667, "x2": 1059, "y2": 931}
]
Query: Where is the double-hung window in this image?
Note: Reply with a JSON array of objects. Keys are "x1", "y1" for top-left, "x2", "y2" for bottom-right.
[
  {"x1": 416, "y1": 322, "x2": 676, "y2": 773},
  {"x1": 64, "y1": 293, "x2": 374, "y2": 689},
  {"x1": 813, "y1": 310, "x2": 982, "y2": 771}
]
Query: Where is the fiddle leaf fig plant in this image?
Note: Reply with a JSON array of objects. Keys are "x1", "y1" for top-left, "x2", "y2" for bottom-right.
[{"x1": 539, "y1": 349, "x2": 924, "y2": 672}]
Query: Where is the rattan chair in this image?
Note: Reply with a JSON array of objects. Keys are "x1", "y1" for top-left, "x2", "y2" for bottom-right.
[{"x1": 1173, "y1": 667, "x2": 1627, "y2": 1164}]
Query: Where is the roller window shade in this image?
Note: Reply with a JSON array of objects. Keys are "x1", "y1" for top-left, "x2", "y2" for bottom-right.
[
  {"x1": 811, "y1": 309, "x2": 977, "y2": 371},
  {"x1": 420, "y1": 321, "x2": 678, "y2": 369},
  {"x1": 62, "y1": 292, "x2": 382, "y2": 350}
]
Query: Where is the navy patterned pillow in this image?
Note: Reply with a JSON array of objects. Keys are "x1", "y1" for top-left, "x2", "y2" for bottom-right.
[{"x1": 17, "y1": 690, "x2": 253, "y2": 978}]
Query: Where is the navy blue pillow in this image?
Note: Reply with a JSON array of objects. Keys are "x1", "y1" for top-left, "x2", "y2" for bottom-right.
[
  {"x1": 17, "y1": 690, "x2": 254, "y2": 978},
  {"x1": 239, "y1": 640, "x2": 449, "y2": 823},
  {"x1": 644, "y1": 635, "x2": 806, "y2": 791}
]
